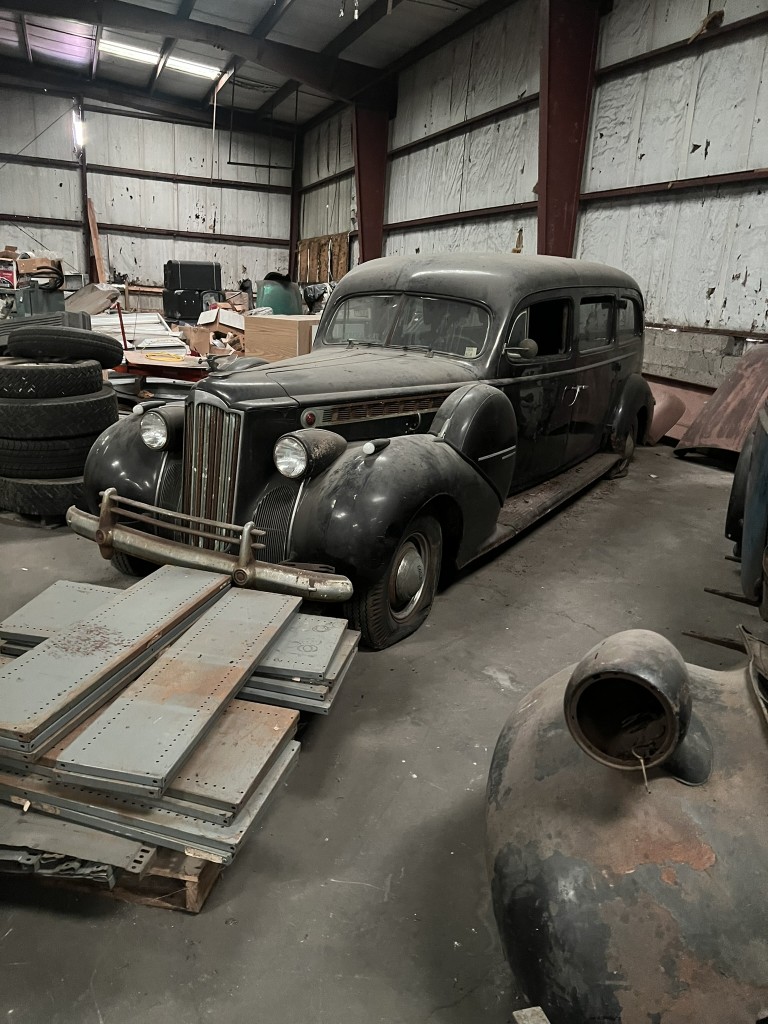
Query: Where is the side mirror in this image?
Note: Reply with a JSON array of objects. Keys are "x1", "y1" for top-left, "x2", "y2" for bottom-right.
[{"x1": 505, "y1": 337, "x2": 539, "y2": 361}]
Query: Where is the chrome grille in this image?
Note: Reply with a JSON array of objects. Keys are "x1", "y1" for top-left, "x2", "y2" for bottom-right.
[
  {"x1": 182, "y1": 399, "x2": 241, "y2": 549},
  {"x1": 252, "y1": 485, "x2": 297, "y2": 563}
]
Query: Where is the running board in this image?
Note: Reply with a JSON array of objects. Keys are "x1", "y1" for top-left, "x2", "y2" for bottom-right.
[{"x1": 469, "y1": 452, "x2": 621, "y2": 562}]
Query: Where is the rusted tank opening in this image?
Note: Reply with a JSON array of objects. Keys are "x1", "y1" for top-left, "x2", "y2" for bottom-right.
[{"x1": 573, "y1": 674, "x2": 674, "y2": 768}]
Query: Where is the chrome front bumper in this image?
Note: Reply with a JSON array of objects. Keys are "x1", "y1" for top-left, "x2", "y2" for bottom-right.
[{"x1": 67, "y1": 487, "x2": 353, "y2": 603}]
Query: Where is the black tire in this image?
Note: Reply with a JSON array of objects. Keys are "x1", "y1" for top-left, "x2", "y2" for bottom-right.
[
  {"x1": 111, "y1": 552, "x2": 156, "y2": 578},
  {"x1": 0, "y1": 360, "x2": 103, "y2": 399},
  {"x1": 0, "y1": 475, "x2": 83, "y2": 517},
  {"x1": 0, "y1": 436, "x2": 99, "y2": 479},
  {"x1": 0, "y1": 387, "x2": 118, "y2": 439},
  {"x1": 8, "y1": 327, "x2": 124, "y2": 369},
  {"x1": 725, "y1": 428, "x2": 755, "y2": 545},
  {"x1": 607, "y1": 418, "x2": 638, "y2": 479},
  {"x1": 346, "y1": 515, "x2": 442, "y2": 650}
]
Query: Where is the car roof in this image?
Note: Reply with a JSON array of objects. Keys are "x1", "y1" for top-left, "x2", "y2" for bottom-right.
[{"x1": 333, "y1": 253, "x2": 642, "y2": 307}]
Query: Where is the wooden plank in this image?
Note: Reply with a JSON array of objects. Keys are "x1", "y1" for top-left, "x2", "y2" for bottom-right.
[{"x1": 87, "y1": 198, "x2": 106, "y2": 284}]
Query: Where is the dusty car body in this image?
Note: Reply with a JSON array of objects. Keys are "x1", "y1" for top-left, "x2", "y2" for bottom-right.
[
  {"x1": 486, "y1": 629, "x2": 768, "y2": 1022},
  {"x1": 70, "y1": 253, "x2": 653, "y2": 648}
]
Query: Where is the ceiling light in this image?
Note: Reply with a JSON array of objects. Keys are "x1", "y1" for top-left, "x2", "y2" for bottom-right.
[
  {"x1": 98, "y1": 39, "x2": 157, "y2": 64},
  {"x1": 166, "y1": 55, "x2": 220, "y2": 79},
  {"x1": 72, "y1": 110, "x2": 85, "y2": 149}
]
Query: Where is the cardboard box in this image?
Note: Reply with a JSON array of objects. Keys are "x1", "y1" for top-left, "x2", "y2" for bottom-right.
[
  {"x1": 0, "y1": 259, "x2": 16, "y2": 289},
  {"x1": 243, "y1": 314, "x2": 321, "y2": 362},
  {"x1": 16, "y1": 256, "x2": 62, "y2": 276},
  {"x1": 196, "y1": 307, "x2": 245, "y2": 334},
  {"x1": 184, "y1": 325, "x2": 236, "y2": 357}
]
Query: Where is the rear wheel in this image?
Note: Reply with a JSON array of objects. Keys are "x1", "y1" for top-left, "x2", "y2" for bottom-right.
[
  {"x1": 607, "y1": 418, "x2": 638, "y2": 479},
  {"x1": 347, "y1": 515, "x2": 442, "y2": 650}
]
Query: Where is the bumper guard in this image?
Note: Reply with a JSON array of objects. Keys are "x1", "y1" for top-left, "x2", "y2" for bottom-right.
[{"x1": 67, "y1": 487, "x2": 353, "y2": 602}]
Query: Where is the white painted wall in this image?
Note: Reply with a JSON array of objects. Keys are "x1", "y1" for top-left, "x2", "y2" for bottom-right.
[
  {"x1": 300, "y1": 108, "x2": 356, "y2": 238},
  {"x1": 0, "y1": 87, "x2": 292, "y2": 287}
]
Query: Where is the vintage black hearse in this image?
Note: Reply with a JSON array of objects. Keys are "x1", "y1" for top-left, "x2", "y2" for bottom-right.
[{"x1": 70, "y1": 253, "x2": 654, "y2": 648}]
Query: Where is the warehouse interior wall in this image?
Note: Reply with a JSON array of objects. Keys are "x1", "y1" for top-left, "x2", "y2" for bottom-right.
[
  {"x1": 0, "y1": 87, "x2": 292, "y2": 291},
  {"x1": 299, "y1": 0, "x2": 767, "y2": 388}
]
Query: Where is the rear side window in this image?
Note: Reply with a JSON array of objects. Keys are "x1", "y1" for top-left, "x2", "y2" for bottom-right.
[
  {"x1": 617, "y1": 297, "x2": 643, "y2": 341},
  {"x1": 514, "y1": 298, "x2": 571, "y2": 357},
  {"x1": 578, "y1": 298, "x2": 614, "y2": 352}
]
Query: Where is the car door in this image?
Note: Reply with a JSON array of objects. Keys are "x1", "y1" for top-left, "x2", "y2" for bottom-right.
[
  {"x1": 497, "y1": 293, "x2": 575, "y2": 492},
  {"x1": 566, "y1": 293, "x2": 618, "y2": 465}
]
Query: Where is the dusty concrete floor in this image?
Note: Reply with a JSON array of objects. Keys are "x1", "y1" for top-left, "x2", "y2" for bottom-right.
[{"x1": 0, "y1": 445, "x2": 751, "y2": 1024}]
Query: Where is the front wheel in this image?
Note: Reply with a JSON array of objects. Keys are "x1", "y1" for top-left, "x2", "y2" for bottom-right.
[{"x1": 347, "y1": 515, "x2": 442, "y2": 650}]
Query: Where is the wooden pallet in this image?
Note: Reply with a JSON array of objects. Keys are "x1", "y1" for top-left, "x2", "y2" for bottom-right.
[{"x1": 32, "y1": 847, "x2": 221, "y2": 913}]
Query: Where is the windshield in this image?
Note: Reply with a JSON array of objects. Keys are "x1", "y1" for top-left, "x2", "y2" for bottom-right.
[{"x1": 322, "y1": 293, "x2": 491, "y2": 359}]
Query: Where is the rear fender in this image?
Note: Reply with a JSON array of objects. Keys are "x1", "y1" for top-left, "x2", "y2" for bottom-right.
[
  {"x1": 609, "y1": 372, "x2": 655, "y2": 449},
  {"x1": 289, "y1": 433, "x2": 501, "y2": 583}
]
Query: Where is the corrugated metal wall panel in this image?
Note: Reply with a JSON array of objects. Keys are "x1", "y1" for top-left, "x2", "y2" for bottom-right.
[
  {"x1": 300, "y1": 176, "x2": 356, "y2": 239},
  {"x1": 0, "y1": 89, "x2": 77, "y2": 160},
  {"x1": 387, "y1": 107, "x2": 538, "y2": 222},
  {"x1": 390, "y1": 0, "x2": 539, "y2": 149},
  {"x1": 598, "y1": 0, "x2": 767, "y2": 66},
  {"x1": 385, "y1": 213, "x2": 538, "y2": 258},
  {"x1": 585, "y1": 35, "x2": 767, "y2": 190},
  {"x1": 301, "y1": 108, "x2": 354, "y2": 187},
  {"x1": 576, "y1": 186, "x2": 767, "y2": 334},
  {"x1": 85, "y1": 112, "x2": 292, "y2": 187},
  {"x1": 2, "y1": 164, "x2": 80, "y2": 219},
  {"x1": 103, "y1": 233, "x2": 289, "y2": 288}
]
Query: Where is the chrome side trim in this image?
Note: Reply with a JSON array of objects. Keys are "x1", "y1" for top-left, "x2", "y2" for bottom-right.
[{"x1": 479, "y1": 445, "x2": 517, "y2": 462}]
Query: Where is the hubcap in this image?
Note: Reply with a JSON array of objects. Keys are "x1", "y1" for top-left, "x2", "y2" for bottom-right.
[{"x1": 394, "y1": 543, "x2": 425, "y2": 606}]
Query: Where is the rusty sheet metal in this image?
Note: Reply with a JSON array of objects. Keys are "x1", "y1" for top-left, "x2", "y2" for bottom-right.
[
  {"x1": 52, "y1": 591, "x2": 301, "y2": 797},
  {"x1": 0, "y1": 566, "x2": 230, "y2": 754},
  {"x1": 0, "y1": 802, "x2": 155, "y2": 875},
  {"x1": 645, "y1": 382, "x2": 685, "y2": 444},
  {"x1": 0, "y1": 740, "x2": 300, "y2": 864},
  {"x1": 675, "y1": 346, "x2": 768, "y2": 454},
  {"x1": 645, "y1": 375, "x2": 711, "y2": 442}
]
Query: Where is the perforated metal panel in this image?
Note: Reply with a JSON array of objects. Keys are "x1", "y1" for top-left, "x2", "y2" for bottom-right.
[
  {"x1": 0, "y1": 581, "x2": 117, "y2": 645},
  {"x1": 259, "y1": 613, "x2": 347, "y2": 680},
  {"x1": 53, "y1": 590, "x2": 300, "y2": 796},
  {"x1": 0, "y1": 567, "x2": 230, "y2": 752}
]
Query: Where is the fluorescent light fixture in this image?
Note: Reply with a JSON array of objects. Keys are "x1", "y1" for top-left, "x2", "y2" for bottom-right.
[
  {"x1": 72, "y1": 110, "x2": 85, "y2": 149},
  {"x1": 166, "y1": 55, "x2": 220, "y2": 79},
  {"x1": 99, "y1": 38, "x2": 157, "y2": 64}
]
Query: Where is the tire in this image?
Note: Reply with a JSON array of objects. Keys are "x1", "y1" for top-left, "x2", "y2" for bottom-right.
[
  {"x1": 0, "y1": 360, "x2": 103, "y2": 399},
  {"x1": 0, "y1": 436, "x2": 99, "y2": 479},
  {"x1": 607, "y1": 418, "x2": 638, "y2": 479},
  {"x1": 725, "y1": 428, "x2": 755, "y2": 545},
  {"x1": 0, "y1": 475, "x2": 83, "y2": 517},
  {"x1": 346, "y1": 515, "x2": 442, "y2": 650},
  {"x1": 8, "y1": 326, "x2": 124, "y2": 369},
  {"x1": 111, "y1": 552, "x2": 156, "y2": 578},
  {"x1": 0, "y1": 387, "x2": 118, "y2": 439}
]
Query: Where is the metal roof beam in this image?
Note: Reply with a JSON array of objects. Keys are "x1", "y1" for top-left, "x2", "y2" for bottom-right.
[
  {"x1": 17, "y1": 13, "x2": 33, "y2": 62},
  {"x1": 90, "y1": 24, "x2": 102, "y2": 78},
  {"x1": 149, "y1": 0, "x2": 197, "y2": 94},
  {"x1": 323, "y1": 0, "x2": 407, "y2": 57},
  {"x1": 0, "y1": 56, "x2": 296, "y2": 137},
  {"x1": 0, "y1": 0, "x2": 380, "y2": 100}
]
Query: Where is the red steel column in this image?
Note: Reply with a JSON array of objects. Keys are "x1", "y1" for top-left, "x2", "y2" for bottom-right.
[
  {"x1": 538, "y1": 0, "x2": 601, "y2": 256},
  {"x1": 352, "y1": 105, "x2": 389, "y2": 263}
]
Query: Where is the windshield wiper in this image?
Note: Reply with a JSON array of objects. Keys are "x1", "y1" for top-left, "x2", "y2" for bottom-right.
[{"x1": 400, "y1": 343, "x2": 434, "y2": 356}]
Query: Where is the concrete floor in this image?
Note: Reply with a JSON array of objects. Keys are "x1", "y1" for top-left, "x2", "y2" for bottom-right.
[{"x1": 0, "y1": 445, "x2": 752, "y2": 1024}]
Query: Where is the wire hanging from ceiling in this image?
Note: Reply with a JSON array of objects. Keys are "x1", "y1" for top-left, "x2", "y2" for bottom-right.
[{"x1": 339, "y1": 0, "x2": 359, "y2": 19}]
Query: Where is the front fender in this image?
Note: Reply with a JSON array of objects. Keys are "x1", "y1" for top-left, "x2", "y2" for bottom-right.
[
  {"x1": 81, "y1": 414, "x2": 169, "y2": 515},
  {"x1": 289, "y1": 434, "x2": 501, "y2": 582},
  {"x1": 609, "y1": 372, "x2": 655, "y2": 449}
]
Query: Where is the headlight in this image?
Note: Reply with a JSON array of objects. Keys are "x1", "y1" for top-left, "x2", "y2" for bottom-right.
[
  {"x1": 140, "y1": 411, "x2": 169, "y2": 450},
  {"x1": 274, "y1": 436, "x2": 308, "y2": 478}
]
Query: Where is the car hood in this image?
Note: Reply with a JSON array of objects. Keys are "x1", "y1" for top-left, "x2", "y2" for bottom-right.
[{"x1": 197, "y1": 346, "x2": 480, "y2": 408}]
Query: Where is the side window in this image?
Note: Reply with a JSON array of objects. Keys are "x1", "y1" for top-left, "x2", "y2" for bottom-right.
[
  {"x1": 616, "y1": 297, "x2": 643, "y2": 342},
  {"x1": 578, "y1": 297, "x2": 614, "y2": 352},
  {"x1": 522, "y1": 298, "x2": 571, "y2": 357}
]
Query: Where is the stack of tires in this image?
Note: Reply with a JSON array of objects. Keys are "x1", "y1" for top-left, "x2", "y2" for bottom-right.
[{"x1": 0, "y1": 326, "x2": 123, "y2": 518}]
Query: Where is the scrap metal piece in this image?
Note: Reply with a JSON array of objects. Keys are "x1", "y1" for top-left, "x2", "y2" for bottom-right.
[
  {"x1": 258, "y1": 613, "x2": 347, "y2": 681},
  {"x1": 676, "y1": 345, "x2": 768, "y2": 455},
  {"x1": 53, "y1": 590, "x2": 301, "y2": 796},
  {"x1": 0, "y1": 566, "x2": 230, "y2": 753},
  {"x1": 0, "y1": 802, "x2": 155, "y2": 874},
  {"x1": 0, "y1": 740, "x2": 300, "y2": 864},
  {"x1": 0, "y1": 580, "x2": 116, "y2": 646}
]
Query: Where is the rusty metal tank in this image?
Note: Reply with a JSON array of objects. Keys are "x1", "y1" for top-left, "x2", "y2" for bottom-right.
[{"x1": 485, "y1": 628, "x2": 768, "y2": 1023}]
